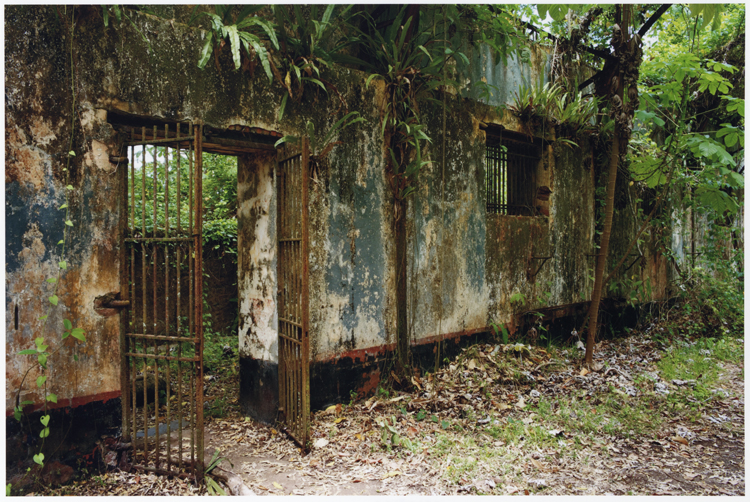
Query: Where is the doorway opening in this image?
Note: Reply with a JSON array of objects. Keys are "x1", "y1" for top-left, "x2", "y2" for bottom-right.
[{"x1": 111, "y1": 113, "x2": 299, "y2": 475}]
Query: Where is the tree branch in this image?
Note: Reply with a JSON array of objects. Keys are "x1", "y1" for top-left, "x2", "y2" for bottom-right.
[
  {"x1": 579, "y1": 5, "x2": 672, "y2": 92},
  {"x1": 638, "y1": 4, "x2": 672, "y2": 38}
]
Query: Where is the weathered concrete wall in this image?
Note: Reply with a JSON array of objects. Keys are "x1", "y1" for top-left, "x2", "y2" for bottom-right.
[
  {"x1": 6, "y1": 5, "x2": 697, "y2": 430},
  {"x1": 6, "y1": 7, "x2": 124, "y2": 415},
  {"x1": 4, "y1": 6, "x2": 393, "y2": 420},
  {"x1": 237, "y1": 152, "x2": 278, "y2": 421},
  {"x1": 407, "y1": 96, "x2": 489, "y2": 342}
]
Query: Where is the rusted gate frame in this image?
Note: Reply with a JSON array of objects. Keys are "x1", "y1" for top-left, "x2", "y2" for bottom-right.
[
  {"x1": 277, "y1": 138, "x2": 310, "y2": 448},
  {"x1": 119, "y1": 122, "x2": 204, "y2": 479}
]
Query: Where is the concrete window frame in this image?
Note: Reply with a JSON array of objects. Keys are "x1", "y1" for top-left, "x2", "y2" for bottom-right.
[{"x1": 485, "y1": 131, "x2": 543, "y2": 216}]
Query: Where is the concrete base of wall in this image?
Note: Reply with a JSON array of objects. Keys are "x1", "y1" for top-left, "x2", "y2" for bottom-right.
[
  {"x1": 6, "y1": 396, "x2": 121, "y2": 479},
  {"x1": 310, "y1": 330, "x2": 496, "y2": 411},
  {"x1": 239, "y1": 357, "x2": 279, "y2": 424}
]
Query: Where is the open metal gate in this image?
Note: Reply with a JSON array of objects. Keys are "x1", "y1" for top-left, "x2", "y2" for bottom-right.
[
  {"x1": 119, "y1": 122, "x2": 205, "y2": 478},
  {"x1": 276, "y1": 138, "x2": 310, "y2": 447}
]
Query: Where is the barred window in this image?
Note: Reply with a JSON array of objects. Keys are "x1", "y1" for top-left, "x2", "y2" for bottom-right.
[{"x1": 485, "y1": 131, "x2": 542, "y2": 216}]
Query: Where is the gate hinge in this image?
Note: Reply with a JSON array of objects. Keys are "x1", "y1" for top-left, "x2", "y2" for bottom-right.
[{"x1": 94, "y1": 292, "x2": 129, "y2": 316}]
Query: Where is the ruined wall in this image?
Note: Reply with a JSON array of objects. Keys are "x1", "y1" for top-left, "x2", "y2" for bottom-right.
[
  {"x1": 5, "y1": 6, "x2": 393, "y2": 420},
  {"x1": 236, "y1": 152, "x2": 278, "y2": 420},
  {"x1": 7, "y1": 6, "x2": 694, "y2": 429},
  {"x1": 406, "y1": 96, "x2": 489, "y2": 343},
  {"x1": 6, "y1": 7, "x2": 124, "y2": 415}
]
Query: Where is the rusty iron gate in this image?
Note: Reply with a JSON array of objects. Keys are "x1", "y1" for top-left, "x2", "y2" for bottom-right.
[
  {"x1": 276, "y1": 138, "x2": 311, "y2": 447},
  {"x1": 119, "y1": 122, "x2": 205, "y2": 479}
]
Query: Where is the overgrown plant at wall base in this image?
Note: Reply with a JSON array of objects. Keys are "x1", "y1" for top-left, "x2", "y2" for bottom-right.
[{"x1": 9, "y1": 7, "x2": 87, "y2": 494}]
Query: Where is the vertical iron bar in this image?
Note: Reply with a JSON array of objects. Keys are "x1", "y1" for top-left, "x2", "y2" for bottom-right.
[
  {"x1": 120, "y1": 131, "x2": 131, "y2": 442},
  {"x1": 187, "y1": 123, "x2": 195, "y2": 477},
  {"x1": 140, "y1": 139, "x2": 148, "y2": 461},
  {"x1": 194, "y1": 123, "x2": 205, "y2": 475},
  {"x1": 164, "y1": 130, "x2": 171, "y2": 470},
  {"x1": 176, "y1": 124, "x2": 183, "y2": 469},
  {"x1": 127, "y1": 136, "x2": 136, "y2": 442},
  {"x1": 301, "y1": 137, "x2": 310, "y2": 445},
  {"x1": 152, "y1": 129, "x2": 160, "y2": 467}
]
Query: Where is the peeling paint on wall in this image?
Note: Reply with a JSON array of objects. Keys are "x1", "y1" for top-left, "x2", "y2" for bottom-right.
[{"x1": 237, "y1": 153, "x2": 278, "y2": 362}]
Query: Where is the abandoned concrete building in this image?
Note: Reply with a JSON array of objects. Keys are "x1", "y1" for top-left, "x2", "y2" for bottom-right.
[{"x1": 6, "y1": 6, "x2": 696, "y2": 473}]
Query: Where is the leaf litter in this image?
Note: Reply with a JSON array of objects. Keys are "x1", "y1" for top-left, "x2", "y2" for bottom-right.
[{"x1": 31, "y1": 332, "x2": 743, "y2": 496}]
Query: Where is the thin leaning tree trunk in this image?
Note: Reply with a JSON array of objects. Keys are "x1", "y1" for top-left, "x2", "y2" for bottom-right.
[
  {"x1": 585, "y1": 120, "x2": 622, "y2": 366},
  {"x1": 585, "y1": 5, "x2": 629, "y2": 367}
]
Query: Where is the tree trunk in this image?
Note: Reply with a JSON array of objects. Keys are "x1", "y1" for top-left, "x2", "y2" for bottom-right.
[
  {"x1": 585, "y1": 5, "x2": 630, "y2": 366},
  {"x1": 585, "y1": 118, "x2": 622, "y2": 365}
]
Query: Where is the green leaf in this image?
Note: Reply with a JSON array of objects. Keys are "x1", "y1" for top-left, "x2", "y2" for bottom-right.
[
  {"x1": 549, "y1": 5, "x2": 568, "y2": 22},
  {"x1": 197, "y1": 30, "x2": 214, "y2": 69},
  {"x1": 365, "y1": 73, "x2": 382, "y2": 88},
  {"x1": 37, "y1": 375, "x2": 47, "y2": 388},
  {"x1": 65, "y1": 220, "x2": 73, "y2": 227},
  {"x1": 70, "y1": 328, "x2": 86, "y2": 342},
  {"x1": 18, "y1": 349, "x2": 38, "y2": 355},
  {"x1": 725, "y1": 133, "x2": 738, "y2": 148},
  {"x1": 66, "y1": 185, "x2": 74, "y2": 190},
  {"x1": 278, "y1": 93, "x2": 288, "y2": 122},
  {"x1": 40, "y1": 415, "x2": 50, "y2": 427},
  {"x1": 49, "y1": 295, "x2": 59, "y2": 306},
  {"x1": 500, "y1": 325, "x2": 510, "y2": 345},
  {"x1": 39, "y1": 315, "x2": 48, "y2": 321},
  {"x1": 695, "y1": 186, "x2": 738, "y2": 214},
  {"x1": 38, "y1": 353, "x2": 47, "y2": 368},
  {"x1": 59, "y1": 204, "x2": 68, "y2": 210},
  {"x1": 726, "y1": 171, "x2": 744, "y2": 188},
  {"x1": 59, "y1": 261, "x2": 67, "y2": 269},
  {"x1": 74, "y1": 354, "x2": 78, "y2": 362},
  {"x1": 47, "y1": 393, "x2": 58, "y2": 404},
  {"x1": 63, "y1": 319, "x2": 72, "y2": 331},
  {"x1": 33, "y1": 453, "x2": 44, "y2": 466},
  {"x1": 57, "y1": 240, "x2": 64, "y2": 245},
  {"x1": 274, "y1": 135, "x2": 299, "y2": 148},
  {"x1": 39, "y1": 427, "x2": 49, "y2": 439},
  {"x1": 224, "y1": 25, "x2": 242, "y2": 70},
  {"x1": 46, "y1": 277, "x2": 57, "y2": 283},
  {"x1": 68, "y1": 150, "x2": 75, "y2": 157},
  {"x1": 62, "y1": 331, "x2": 70, "y2": 340}
]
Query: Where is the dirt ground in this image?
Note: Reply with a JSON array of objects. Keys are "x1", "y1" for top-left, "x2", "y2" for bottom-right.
[{"x1": 27, "y1": 332, "x2": 745, "y2": 496}]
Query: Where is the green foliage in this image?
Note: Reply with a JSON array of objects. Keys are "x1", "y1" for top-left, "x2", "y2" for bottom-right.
[
  {"x1": 195, "y1": 5, "x2": 278, "y2": 79},
  {"x1": 508, "y1": 82, "x2": 598, "y2": 142},
  {"x1": 130, "y1": 150, "x2": 239, "y2": 244},
  {"x1": 271, "y1": 5, "x2": 353, "y2": 120},
  {"x1": 204, "y1": 448, "x2": 230, "y2": 495},
  {"x1": 490, "y1": 321, "x2": 510, "y2": 345},
  {"x1": 674, "y1": 267, "x2": 743, "y2": 337},
  {"x1": 350, "y1": 5, "x2": 469, "y2": 200},
  {"x1": 274, "y1": 111, "x2": 364, "y2": 160},
  {"x1": 509, "y1": 292, "x2": 526, "y2": 308}
]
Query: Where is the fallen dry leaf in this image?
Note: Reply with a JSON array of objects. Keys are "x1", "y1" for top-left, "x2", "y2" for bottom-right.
[
  {"x1": 382, "y1": 471, "x2": 402, "y2": 479},
  {"x1": 673, "y1": 435, "x2": 689, "y2": 446}
]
